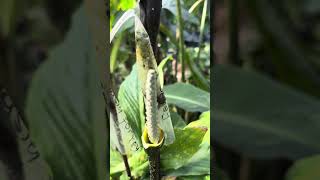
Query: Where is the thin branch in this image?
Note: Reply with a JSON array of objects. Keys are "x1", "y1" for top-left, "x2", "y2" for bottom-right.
[{"x1": 176, "y1": 0, "x2": 186, "y2": 82}]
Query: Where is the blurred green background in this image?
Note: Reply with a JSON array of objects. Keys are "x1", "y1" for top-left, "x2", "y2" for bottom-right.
[
  {"x1": 214, "y1": 0, "x2": 320, "y2": 180},
  {"x1": 1, "y1": 0, "x2": 320, "y2": 179}
]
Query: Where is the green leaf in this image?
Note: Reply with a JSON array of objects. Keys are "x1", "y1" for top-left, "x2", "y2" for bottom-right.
[
  {"x1": 187, "y1": 111, "x2": 210, "y2": 145},
  {"x1": 111, "y1": 9, "x2": 135, "y2": 42},
  {"x1": 162, "y1": 0, "x2": 198, "y2": 24},
  {"x1": 187, "y1": 111, "x2": 210, "y2": 128},
  {"x1": 26, "y1": 6, "x2": 106, "y2": 180},
  {"x1": 110, "y1": 148, "x2": 122, "y2": 169},
  {"x1": 164, "y1": 83, "x2": 210, "y2": 112},
  {"x1": 0, "y1": 0, "x2": 16, "y2": 36},
  {"x1": 176, "y1": 175, "x2": 209, "y2": 180},
  {"x1": 111, "y1": 149, "x2": 148, "y2": 178},
  {"x1": 164, "y1": 113, "x2": 211, "y2": 177},
  {"x1": 165, "y1": 143, "x2": 210, "y2": 176},
  {"x1": 214, "y1": 64, "x2": 320, "y2": 159},
  {"x1": 170, "y1": 111, "x2": 186, "y2": 129},
  {"x1": 158, "y1": 55, "x2": 173, "y2": 88},
  {"x1": 117, "y1": 0, "x2": 136, "y2": 11},
  {"x1": 286, "y1": 154, "x2": 320, "y2": 180},
  {"x1": 118, "y1": 65, "x2": 144, "y2": 147},
  {"x1": 188, "y1": 0, "x2": 204, "y2": 13},
  {"x1": 161, "y1": 127, "x2": 207, "y2": 170}
]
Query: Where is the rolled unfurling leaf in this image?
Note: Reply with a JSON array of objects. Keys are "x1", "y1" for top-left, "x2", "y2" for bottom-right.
[
  {"x1": 135, "y1": 15, "x2": 175, "y2": 145},
  {"x1": 145, "y1": 69, "x2": 160, "y2": 144},
  {"x1": 135, "y1": 16, "x2": 159, "y2": 96}
]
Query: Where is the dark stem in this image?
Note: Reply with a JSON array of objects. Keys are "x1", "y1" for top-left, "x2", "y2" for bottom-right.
[
  {"x1": 139, "y1": 0, "x2": 162, "y2": 64},
  {"x1": 145, "y1": 147, "x2": 161, "y2": 180},
  {"x1": 108, "y1": 88, "x2": 133, "y2": 179},
  {"x1": 139, "y1": 0, "x2": 162, "y2": 179},
  {"x1": 122, "y1": 155, "x2": 133, "y2": 179},
  {"x1": 228, "y1": 0, "x2": 240, "y2": 65},
  {"x1": 239, "y1": 156, "x2": 250, "y2": 180}
]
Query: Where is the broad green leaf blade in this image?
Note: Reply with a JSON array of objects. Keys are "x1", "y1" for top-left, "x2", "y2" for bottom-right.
[
  {"x1": 170, "y1": 112, "x2": 186, "y2": 129},
  {"x1": 286, "y1": 154, "x2": 320, "y2": 180},
  {"x1": 161, "y1": 127, "x2": 207, "y2": 170},
  {"x1": 26, "y1": 6, "x2": 106, "y2": 180},
  {"x1": 164, "y1": 83, "x2": 210, "y2": 112},
  {"x1": 111, "y1": 9, "x2": 135, "y2": 42},
  {"x1": 111, "y1": 88, "x2": 141, "y2": 154},
  {"x1": 187, "y1": 111, "x2": 210, "y2": 145},
  {"x1": 110, "y1": 149, "x2": 148, "y2": 178},
  {"x1": 214, "y1": 64, "x2": 320, "y2": 159},
  {"x1": 164, "y1": 113, "x2": 211, "y2": 177},
  {"x1": 116, "y1": 0, "x2": 136, "y2": 11},
  {"x1": 165, "y1": 143, "x2": 210, "y2": 177},
  {"x1": 118, "y1": 65, "x2": 144, "y2": 147},
  {"x1": 83, "y1": 1, "x2": 109, "y2": 179}
]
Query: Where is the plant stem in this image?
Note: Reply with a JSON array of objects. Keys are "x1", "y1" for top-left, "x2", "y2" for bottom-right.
[
  {"x1": 239, "y1": 156, "x2": 250, "y2": 180},
  {"x1": 196, "y1": 0, "x2": 208, "y2": 62},
  {"x1": 160, "y1": 23, "x2": 209, "y2": 91},
  {"x1": 145, "y1": 147, "x2": 161, "y2": 180},
  {"x1": 139, "y1": 1, "x2": 162, "y2": 178},
  {"x1": 228, "y1": 0, "x2": 240, "y2": 65},
  {"x1": 122, "y1": 155, "x2": 133, "y2": 179},
  {"x1": 109, "y1": 89, "x2": 133, "y2": 179},
  {"x1": 176, "y1": 0, "x2": 186, "y2": 82},
  {"x1": 139, "y1": 0, "x2": 162, "y2": 64}
]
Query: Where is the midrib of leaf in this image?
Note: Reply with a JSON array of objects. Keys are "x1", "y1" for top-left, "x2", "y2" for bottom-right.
[
  {"x1": 165, "y1": 94, "x2": 209, "y2": 110},
  {"x1": 215, "y1": 110, "x2": 320, "y2": 151}
]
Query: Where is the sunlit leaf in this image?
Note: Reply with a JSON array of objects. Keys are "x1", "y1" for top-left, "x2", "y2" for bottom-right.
[
  {"x1": 161, "y1": 127, "x2": 206, "y2": 170},
  {"x1": 164, "y1": 83, "x2": 210, "y2": 112},
  {"x1": 286, "y1": 154, "x2": 320, "y2": 180},
  {"x1": 111, "y1": 9, "x2": 135, "y2": 42}
]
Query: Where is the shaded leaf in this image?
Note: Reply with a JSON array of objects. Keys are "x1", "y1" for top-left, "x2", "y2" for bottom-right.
[
  {"x1": 26, "y1": 6, "x2": 106, "y2": 180},
  {"x1": 164, "y1": 83, "x2": 210, "y2": 112},
  {"x1": 286, "y1": 154, "x2": 320, "y2": 180},
  {"x1": 161, "y1": 127, "x2": 206, "y2": 170},
  {"x1": 165, "y1": 143, "x2": 210, "y2": 176},
  {"x1": 187, "y1": 111, "x2": 210, "y2": 145},
  {"x1": 118, "y1": 65, "x2": 144, "y2": 147},
  {"x1": 111, "y1": 9, "x2": 135, "y2": 42},
  {"x1": 214, "y1": 64, "x2": 320, "y2": 159},
  {"x1": 170, "y1": 112, "x2": 186, "y2": 129}
]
